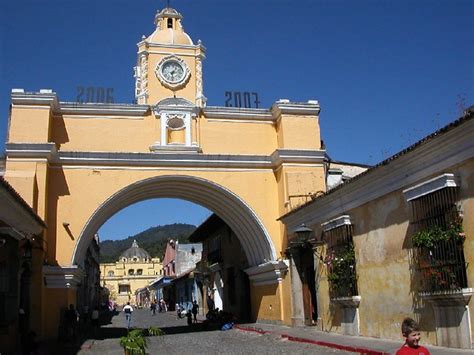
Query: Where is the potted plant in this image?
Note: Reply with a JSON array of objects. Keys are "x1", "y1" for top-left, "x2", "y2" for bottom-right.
[
  {"x1": 120, "y1": 329, "x2": 147, "y2": 355},
  {"x1": 147, "y1": 326, "x2": 165, "y2": 336}
]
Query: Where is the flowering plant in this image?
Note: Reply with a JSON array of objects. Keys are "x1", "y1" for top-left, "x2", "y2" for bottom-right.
[{"x1": 325, "y1": 245, "x2": 358, "y2": 298}]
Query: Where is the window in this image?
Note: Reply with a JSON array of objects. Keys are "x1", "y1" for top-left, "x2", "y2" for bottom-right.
[
  {"x1": 107, "y1": 271, "x2": 114, "y2": 277},
  {"x1": 128, "y1": 269, "x2": 134, "y2": 276},
  {"x1": 405, "y1": 175, "x2": 467, "y2": 293},
  {"x1": 322, "y1": 216, "x2": 358, "y2": 299},
  {"x1": 119, "y1": 285, "x2": 130, "y2": 294},
  {"x1": 167, "y1": 18, "x2": 173, "y2": 28},
  {"x1": 136, "y1": 269, "x2": 143, "y2": 275}
]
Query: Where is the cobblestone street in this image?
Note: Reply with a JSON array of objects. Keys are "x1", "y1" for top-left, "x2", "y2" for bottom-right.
[{"x1": 71, "y1": 309, "x2": 355, "y2": 354}]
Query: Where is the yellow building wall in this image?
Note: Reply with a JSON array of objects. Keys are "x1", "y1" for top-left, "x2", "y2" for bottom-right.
[
  {"x1": 199, "y1": 117, "x2": 278, "y2": 155},
  {"x1": 8, "y1": 107, "x2": 52, "y2": 143},
  {"x1": 51, "y1": 113, "x2": 157, "y2": 152},
  {"x1": 250, "y1": 283, "x2": 283, "y2": 322},
  {"x1": 101, "y1": 260, "x2": 162, "y2": 306},
  {"x1": 277, "y1": 115, "x2": 321, "y2": 150},
  {"x1": 46, "y1": 168, "x2": 280, "y2": 266}
]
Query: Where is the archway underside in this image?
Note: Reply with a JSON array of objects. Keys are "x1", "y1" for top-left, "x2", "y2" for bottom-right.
[{"x1": 73, "y1": 175, "x2": 277, "y2": 268}]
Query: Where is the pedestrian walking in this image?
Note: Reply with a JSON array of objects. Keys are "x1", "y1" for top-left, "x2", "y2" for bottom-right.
[
  {"x1": 192, "y1": 300, "x2": 199, "y2": 323},
  {"x1": 65, "y1": 304, "x2": 79, "y2": 342},
  {"x1": 150, "y1": 301, "x2": 157, "y2": 315},
  {"x1": 123, "y1": 302, "x2": 134, "y2": 329},
  {"x1": 186, "y1": 310, "x2": 193, "y2": 326},
  {"x1": 82, "y1": 304, "x2": 89, "y2": 324},
  {"x1": 91, "y1": 306, "x2": 100, "y2": 338}
]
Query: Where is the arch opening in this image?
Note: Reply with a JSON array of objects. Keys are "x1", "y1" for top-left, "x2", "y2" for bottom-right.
[{"x1": 72, "y1": 175, "x2": 276, "y2": 267}]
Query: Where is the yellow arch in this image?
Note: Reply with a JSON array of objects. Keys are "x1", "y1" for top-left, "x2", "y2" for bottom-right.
[{"x1": 73, "y1": 175, "x2": 276, "y2": 267}]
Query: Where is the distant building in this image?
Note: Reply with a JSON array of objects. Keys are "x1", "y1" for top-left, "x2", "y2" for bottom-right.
[
  {"x1": 151, "y1": 239, "x2": 202, "y2": 311},
  {"x1": 100, "y1": 240, "x2": 162, "y2": 306},
  {"x1": 189, "y1": 214, "x2": 252, "y2": 321}
]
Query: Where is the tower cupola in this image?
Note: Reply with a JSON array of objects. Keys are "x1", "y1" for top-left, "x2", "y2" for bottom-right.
[
  {"x1": 147, "y1": 7, "x2": 194, "y2": 46},
  {"x1": 134, "y1": 7, "x2": 206, "y2": 107}
]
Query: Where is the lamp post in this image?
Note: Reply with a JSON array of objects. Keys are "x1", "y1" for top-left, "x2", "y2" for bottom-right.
[
  {"x1": 294, "y1": 224, "x2": 313, "y2": 244},
  {"x1": 23, "y1": 239, "x2": 32, "y2": 261}
]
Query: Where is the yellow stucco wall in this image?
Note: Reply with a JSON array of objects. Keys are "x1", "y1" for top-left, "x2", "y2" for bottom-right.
[
  {"x1": 8, "y1": 107, "x2": 52, "y2": 143},
  {"x1": 250, "y1": 283, "x2": 283, "y2": 323},
  {"x1": 101, "y1": 259, "x2": 162, "y2": 305},
  {"x1": 44, "y1": 168, "x2": 281, "y2": 266}
]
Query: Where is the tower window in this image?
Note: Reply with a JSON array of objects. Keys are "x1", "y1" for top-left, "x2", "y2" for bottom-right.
[{"x1": 167, "y1": 19, "x2": 173, "y2": 29}]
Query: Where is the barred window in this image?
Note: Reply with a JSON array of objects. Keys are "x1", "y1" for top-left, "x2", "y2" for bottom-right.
[
  {"x1": 322, "y1": 216, "x2": 358, "y2": 299},
  {"x1": 410, "y1": 187, "x2": 459, "y2": 232},
  {"x1": 404, "y1": 175, "x2": 467, "y2": 293}
]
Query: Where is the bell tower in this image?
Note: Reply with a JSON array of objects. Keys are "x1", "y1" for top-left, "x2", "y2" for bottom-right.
[{"x1": 134, "y1": 7, "x2": 206, "y2": 107}]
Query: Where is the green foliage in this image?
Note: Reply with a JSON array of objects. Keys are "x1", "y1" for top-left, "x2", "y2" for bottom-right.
[
  {"x1": 120, "y1": 329, "x2": 147, "y2": 355},
  {"x1": 100, "y1": 223, "x2": 196, "y2": 263},
  {"x1": 325, "y1": 245, "x2": 357, "y2": 297},
  {"x1": 147, "y1": 326, "x2": 165, "y2": 336},
  {"x1": 412, "y1": 219, "x2": 465, "y2": 248}
]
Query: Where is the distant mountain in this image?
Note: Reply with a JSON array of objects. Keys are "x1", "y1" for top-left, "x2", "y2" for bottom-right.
[{"x1": 99, "y1": 223, "x2": 196, "y2": 263}]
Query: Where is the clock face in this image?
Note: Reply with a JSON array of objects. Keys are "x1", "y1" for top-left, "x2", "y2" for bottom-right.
[
  {"x1": 161, "y1": 61, "x2": 185, "y2": 84},
  {"x1": 156, "y1": 55, "x2": 190, "y2": 89}
]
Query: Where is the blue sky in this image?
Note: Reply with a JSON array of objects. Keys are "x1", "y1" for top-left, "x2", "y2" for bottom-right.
[{"x1": 1, "y1": 0, "x2": 472, "y2": 240}]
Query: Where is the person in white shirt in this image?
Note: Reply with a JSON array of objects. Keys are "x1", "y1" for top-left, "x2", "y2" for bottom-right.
[{"x1": 123, "y1": 302, "x2": 134, "y2": 329}]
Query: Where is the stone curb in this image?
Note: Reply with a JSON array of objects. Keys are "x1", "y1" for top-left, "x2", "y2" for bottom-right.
[{"x1": 234, "y1": 325, "x2": 389, "y2": 355}]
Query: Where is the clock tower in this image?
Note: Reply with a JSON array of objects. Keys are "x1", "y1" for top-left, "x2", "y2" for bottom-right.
[{"x1": 134, "y1": 7, "x2": 206, "y2": 107}]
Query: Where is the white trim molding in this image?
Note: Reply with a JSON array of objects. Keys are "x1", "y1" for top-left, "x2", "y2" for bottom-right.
[
  {"x1": 60, "y1": 103, "x2": 149, "y2": 116},
  {"x1": 271, "y1": 101, "x2": 320, "y2": 120},
  {"x1": 5, "y1": 143, "x2": 57, "y2": 160},
  {"x1": 11, "y1": 90, "x2": 59, "y2": 111},
  {"x1": 43, "y1": 265, "x2": 85, "y2": 289},
  {"x1": 403, "y1": 173, "x2": 458, "y2": 202},
  {"x1": 271, "y1": 149, "x2": 326, "y2": 167},
  {"x1": 245, "y1": 260, "x2": 289, "y2": 286},
  {"x1": 330, "y1": 295, "x2": 361, "y2": 307},
  {"x1": 321, "y1": 215, "x2": 352, "y2": 232},
  {"x1": 204, "y1": 107, "x2": 273, "y2": 121}
]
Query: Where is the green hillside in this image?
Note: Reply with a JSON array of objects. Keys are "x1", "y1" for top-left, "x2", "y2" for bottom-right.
[{"x1": 99, "y1": 223, "x2": 196, "y2": 263}]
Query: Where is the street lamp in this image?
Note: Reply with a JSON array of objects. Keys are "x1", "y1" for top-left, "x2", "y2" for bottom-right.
[
  {"x1": 23, "y1": 239, "x2": 32, "y2": 260},
  {"x1": 294, "y1": 223, "x2": 313, "y2": 242}
]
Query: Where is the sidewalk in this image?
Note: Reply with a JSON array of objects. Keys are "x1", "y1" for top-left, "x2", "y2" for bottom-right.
[{"x1": 235, "y1": 323, "x2": 473, "y2": 355}]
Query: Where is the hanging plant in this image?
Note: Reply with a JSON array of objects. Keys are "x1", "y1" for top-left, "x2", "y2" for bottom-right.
[{"x1": 412, "y1": 217, "x2": 465, "y2": 249}]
